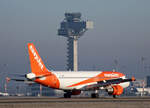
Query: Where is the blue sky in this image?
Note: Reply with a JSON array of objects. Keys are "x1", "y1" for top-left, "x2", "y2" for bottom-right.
[{"x1": 0, "y1": 0, "x2": 150, "y2": 87}]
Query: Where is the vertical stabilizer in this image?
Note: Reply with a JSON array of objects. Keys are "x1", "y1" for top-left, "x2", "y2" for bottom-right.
[{"x1": 28, "y1": 43, "x2": 49, "y2": 76}]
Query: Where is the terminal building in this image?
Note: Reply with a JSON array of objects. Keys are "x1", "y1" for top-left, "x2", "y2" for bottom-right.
[
  {"x1": 146, "y1": 76, "x2": 150, "y2": 87},
  {"x1": 27, "y1": 83, "x2": 55, "y2": 96}
]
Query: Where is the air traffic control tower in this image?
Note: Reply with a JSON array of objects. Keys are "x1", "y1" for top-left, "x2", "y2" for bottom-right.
[{"x1": 58, "y1": 12, "x2": 93, "y2": 71}]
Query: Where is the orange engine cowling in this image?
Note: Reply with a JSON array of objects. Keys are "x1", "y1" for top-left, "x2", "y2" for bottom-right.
[
  {"x1": 107, "y1": 85, "x2": 123, "y2": 96},
  {"x1": 71, "y1": 90, "x2": 81, "y2": 95}
]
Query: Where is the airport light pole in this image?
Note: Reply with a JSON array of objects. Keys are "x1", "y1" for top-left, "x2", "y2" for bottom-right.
[
  {"x1": 40, "y1": 84, "x2": 42, "y2": 97},
  {"x1": 114, "y1": 59, "x2": 119, "y2": 72},
  {"x1": 141, "y1": 57, "x2": 146, "y2": 75}
]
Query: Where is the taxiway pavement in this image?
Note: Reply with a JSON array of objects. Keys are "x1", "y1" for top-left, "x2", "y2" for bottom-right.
[{"x1": 0, "y1": 97, "x2": 149, "y2": 108}]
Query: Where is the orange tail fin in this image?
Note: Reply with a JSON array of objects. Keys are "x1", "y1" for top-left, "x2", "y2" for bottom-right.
[{"x1": 28, "y1": 43, "x2": 49, "y2": 75}]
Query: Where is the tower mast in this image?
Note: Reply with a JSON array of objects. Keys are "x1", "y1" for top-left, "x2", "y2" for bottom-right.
[{"x1": 58, "y1": 12, "x2": 93, "y2": 71}]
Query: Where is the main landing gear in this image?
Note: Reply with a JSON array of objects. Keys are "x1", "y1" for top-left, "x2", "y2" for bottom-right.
[
  {"x1": 91, "y1": 90, "x2": 99, "y2": 98},
  {"x1": 91, "y1": 93, "x2": 99, "y2": 98},
  {"x1": 113, "y1": 95, "x2": 117, "y2": 98},
  {"x1": 64, "y1": 92, "x2": 71, "y2": 98}
]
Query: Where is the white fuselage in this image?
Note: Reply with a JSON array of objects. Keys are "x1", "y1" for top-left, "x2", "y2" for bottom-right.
[{"x1": 52, "y1": 71, "x2": 130, "y2": 90}]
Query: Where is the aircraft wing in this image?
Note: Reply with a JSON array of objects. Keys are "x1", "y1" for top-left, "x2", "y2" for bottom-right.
[
  {"x1": 10, "y1": 79, "x2": 26, "y2": 81},
  {"x1": 8, "y1": 78, "x2": 35, "y2": 84},
  {"x1": 81, "y1": 77, "x2": 135, "y2": 91}
]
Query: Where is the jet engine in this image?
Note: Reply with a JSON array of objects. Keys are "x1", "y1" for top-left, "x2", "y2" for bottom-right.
[{"x1": 107, "y1": 85, "x2": 123, "y2": 95}]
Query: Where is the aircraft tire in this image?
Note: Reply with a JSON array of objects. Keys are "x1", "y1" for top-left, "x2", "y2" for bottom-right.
[
  {"x1": 113, "y1": 95, "x2": 117, "y2": 98},
  {"x1": 91, "y1": 93, "x2": 99, "y2": 98},
  {"x1": 64, "y1": 93, "x2": 71, "y2": 98}
]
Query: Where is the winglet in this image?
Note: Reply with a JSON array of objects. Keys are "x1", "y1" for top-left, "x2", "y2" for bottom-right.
[{"x1": 131, "y1": 77, "x2": 136, "y2": 81}]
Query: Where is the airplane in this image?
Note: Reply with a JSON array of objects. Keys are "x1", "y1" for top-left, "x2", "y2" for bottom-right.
[{"x1": 11, "y1": 43, "x2": 136, "y2": 98}]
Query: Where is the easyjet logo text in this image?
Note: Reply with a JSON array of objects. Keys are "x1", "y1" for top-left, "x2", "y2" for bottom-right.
[
  {"x1": 104, "y1": 73, "x2": 119, "y2": 77},
  {"x1": 29, "y1": 45, "x2": 44, "y2": 70}
]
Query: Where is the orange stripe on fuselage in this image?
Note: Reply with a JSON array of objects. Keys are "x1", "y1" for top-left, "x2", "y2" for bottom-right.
[{"x1": 67, "y1": 71, "x2": 124, "y2": 88}]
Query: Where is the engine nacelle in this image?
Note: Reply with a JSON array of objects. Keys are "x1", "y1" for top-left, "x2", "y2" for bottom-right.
[
  {"x1": 26, "y1": 73, "x2": 36, "y2": 80},
  {"x1": 107, "y1": 85, "x2": 123, "y2": 96},
  {"x1": 71, "y1": 90, "x2": 81, "y2": 95}
]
